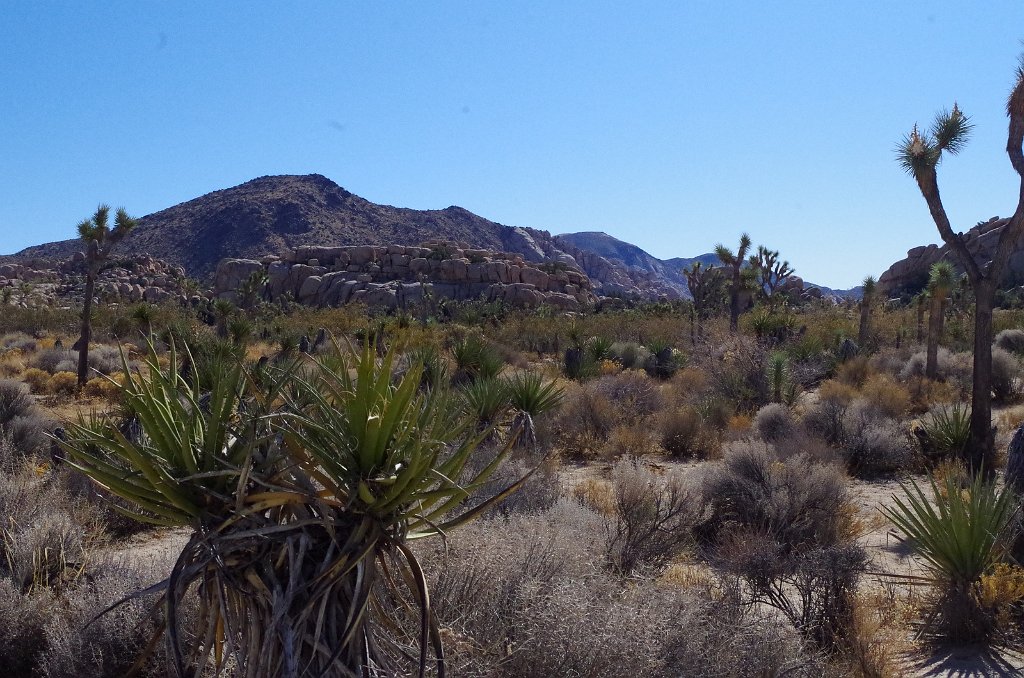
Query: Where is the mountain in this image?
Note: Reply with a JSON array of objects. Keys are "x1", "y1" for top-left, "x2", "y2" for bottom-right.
[
  {"x1": 554, "y1": 231, "x2": 718, "y2": 297},
  {"x1": 3, "y1": 175, "x2": 704, "y2": 298},
  {"x1": 7, "y1": 175, "x2": 559, "y2": 280},
  {"x1": 5, "y1": 174, "x2": 857, "y2": 300}
]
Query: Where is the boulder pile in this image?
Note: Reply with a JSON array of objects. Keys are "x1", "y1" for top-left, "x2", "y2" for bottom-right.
[{"x1": 214, "y1": 241, "x2": 599, "y2": 311}]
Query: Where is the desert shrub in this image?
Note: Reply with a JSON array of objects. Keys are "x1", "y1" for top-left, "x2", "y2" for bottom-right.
[
  {"x1": 1, "y1": 332, "x2": 38, "y2": 353},
  {"x1": 0, "y1": 379, "x2": 33, "y2": 426},
  {"x1": 754, "y1": 402, "x2": 794, "y2": 443},
  {"x1": 86, "y1": 344, "x2": 122, "y2": 376},
  {"x1": 899, "y1": 347, "x2": 973, "y2": 387},
  {"x1": 550, "y1": 383, "x2": 617, "y2": 458},
  {"x1": 802, "y1": 383, "x2": 855, "y2": 446},
  {"x1": 481, "y1": 458, "x2": 561, "y2": 517},
  {"x1": 32, "y1": 347, "x2": 77, "y2": 374},
  {"x1": 609, "y1": 341, "x2": 650, "y2": 370},
  {"x1": 591, "y1": 370, "x2": 664, "y2": 423},
  {"x1": 36, "y1": 564, "x2": 163, "y2": 678},
  {"x1": 601, "y1": 424, "x2": 659, "y2": 459},
  {"x1": 82, "y1": 373, "x2": 125, "y2": 401},
  {"x1": 425, "y1": 500, "x2": 825, "y2": 677},
  {"x1": 2, "y1": 510, "x2": 85, "y2": 592},
  {"x1": 835, "y1": 355, "x2": 871, "y2": 387},
  {"x1": 991, "y1": 346, "x2": 1022, "y2": 402},
  {"x1": 718, "y1": 532, "x2": 867, "y2": 653},
  {"x1": 995, "y1": 328, "x2": 1024, "y2": 354},
  {"x1": 695, "y1": 395, "x2": 733, "y2": 432},
  {"x1": 704, "y1": 441, "x2": 848, "y2": 551},
  {"x1": 606, "y1": 459, "x2": 703, "y2": 573},
  {"x1": 659, "y1": 405, "x2": 708, "y2": 458},
  {"x1": 660, "y1": 586, "x2": 826, "y2": 677},
  {"x1": 21, "y1": 367, "x2": 51, "y2": 393},
  {"x1": 0, "y1": 579, "x2": 48, "y2": 674},
  {"x1": 841, "y1": 410, "x2": 916, "y2": 477},
  {"x1": 45, "y1": 371, "x2": 78, "y2": 396},
  {"x1": 858, "y1": 373, "x2": 911, "y2": 419},
  {"x1": 6, "y1": 411, "x2": 55, "y2": 458}
]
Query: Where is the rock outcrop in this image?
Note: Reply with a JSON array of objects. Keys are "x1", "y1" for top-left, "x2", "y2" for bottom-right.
[
  {"x1": 878, "y1": 217, "x2": 1024, "y2": 295},
  {"x1": 0, "y1": 254, "x2": 193, "y2": 308},
  {"x1": 214, "y1": 241, "x2": 598, "y2": 312}
]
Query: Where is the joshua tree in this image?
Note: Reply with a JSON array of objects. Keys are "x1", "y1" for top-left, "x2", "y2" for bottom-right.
[
  {"x1": 914, "y1": 290, "x2": 928, "y2": 344},
  {"x1": 858, "y1": 276, "x2": 876, "y2": 346},
  {"x1": 684, "y1": 261, "x2": 726, "y2": 342},
  {"x1": 925, "y1": 261, "x2": 957, "y2": 379},
  {"x1": 896, "y1": 55, "x2": 1024, "y2": 475},
  {"x1": 715, "y1": 233, "x2": 752, "y2": 332},
  {"x1": 749, "y1": 245, "x2": 795, "y2": 307},
  {"x1": 75, "y1": 204, "x2": 137, "y2": 386}
]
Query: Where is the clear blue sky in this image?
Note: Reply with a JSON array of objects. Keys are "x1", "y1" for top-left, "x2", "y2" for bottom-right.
[{"x1": 2, "y1": 2, "x2": 1023, "y2": 288}]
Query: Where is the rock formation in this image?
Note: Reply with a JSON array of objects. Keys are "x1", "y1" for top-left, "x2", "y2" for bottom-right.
[
  {"x1": 214, "y1": 241, "x2": 598, "y2": 312},
  {"x1": 878, "y1": 216, "x2": 1024, "y2": 296}
]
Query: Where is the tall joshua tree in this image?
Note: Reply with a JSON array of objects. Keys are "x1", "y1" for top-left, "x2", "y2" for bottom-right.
[
  {"x1": 858, "y1": 275, "x2": 876, "y2": 346},
  {"x1": 715, "y1": 233, "x2": 752, "y2": 332},
  {"x1": 76, "y1": 205, "x2": 137, "y2": 386},
  {"x1": 896, "y1": 55, "x2": 1024, "y2": 475},
  {"x1": 925, "y1": 261, "x2": 957, "y2": 380}
]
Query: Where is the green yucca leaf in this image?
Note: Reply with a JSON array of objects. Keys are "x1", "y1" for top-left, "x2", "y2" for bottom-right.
[{"x1": 882, "y1": 472, "x2": 1018, "y2": 586}]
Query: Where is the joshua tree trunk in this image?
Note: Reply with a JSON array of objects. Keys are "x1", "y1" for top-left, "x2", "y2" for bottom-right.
[
  {"x1": 858, "y1": 303, "x2": 870, "y2": 346},
  {"x1": 968, "y1": 280, "x2": 996, "y2": 473},
  {"x1": 925, "y1": 294, "x2": 942, "y2": 379},
  {"x1": 916, "y1": 300, "x2": 926, "y2": 343},
  {"x1": 77, "y1": 242, "x2": 98, "y2": 386},
  {"x1": 729, "y1": 271, "x2": 741, "y2": 332}
]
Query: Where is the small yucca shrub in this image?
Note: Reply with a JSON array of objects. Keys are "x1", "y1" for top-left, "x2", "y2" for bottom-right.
[
  {"x1": 882, "y1": 473, "x2": 1020, "y2": 643},
  {"x1": 917, "y1": 402, "x2": 971, "y2": 463},
  {"x1": 504, "y1": 371, "x2": 565, "y2": 448}
]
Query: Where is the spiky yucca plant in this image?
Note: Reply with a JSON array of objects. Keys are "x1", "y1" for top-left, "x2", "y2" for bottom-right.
[
  {"x1": 504, "y1": 371, "x2": 565, "y2": 448},
  {"x1": 882, "y1": 473, "x2": 1019, "y2": 642},
  {"x1": 61, "y1": 340, "x2": 527, "y2": 677}
]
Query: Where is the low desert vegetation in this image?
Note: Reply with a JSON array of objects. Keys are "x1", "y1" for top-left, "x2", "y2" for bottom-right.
[{"x1": 0, "y1": 273, "x2": 1019, "y2": 676}]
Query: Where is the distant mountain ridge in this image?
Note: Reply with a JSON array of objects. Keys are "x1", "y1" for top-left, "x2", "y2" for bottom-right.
[{"x1": 4, "y1": 173, "x2": 857, "y2": 299}]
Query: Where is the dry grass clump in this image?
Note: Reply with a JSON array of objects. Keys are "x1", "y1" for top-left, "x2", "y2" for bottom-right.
[
  {"x1": 658, "y1": 405, "x2": 720, "y2": 458},
  {"x1": 859, "y1": 373, "x2": 911, "y2": 420},
  {"x1": 836, "y1": 356, "x2": 873, "y2": 388},
  {"x1": 45, "y1": 371, "x2": 78, "y2": 396},
  {"x1": 21, "y1": 367, "x2": 51, "y2": 393},
  {"x1": 601, "y1": 424, "x2": 660, "y2": 459}
]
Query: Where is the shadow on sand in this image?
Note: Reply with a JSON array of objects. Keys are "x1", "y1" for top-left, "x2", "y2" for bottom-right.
[{"x1": 907, "y1": 645, "x2": 1024, "y2": 677}]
